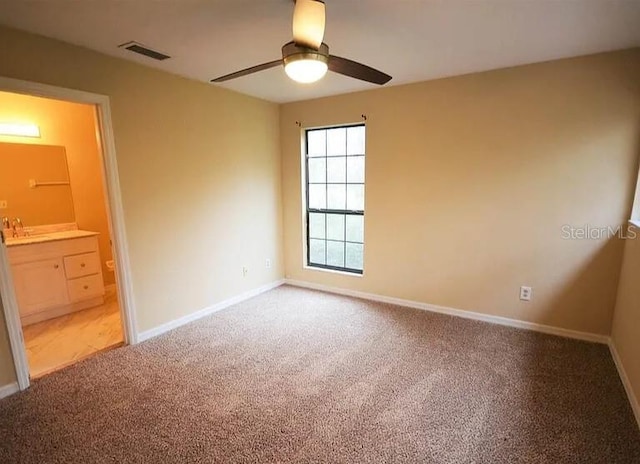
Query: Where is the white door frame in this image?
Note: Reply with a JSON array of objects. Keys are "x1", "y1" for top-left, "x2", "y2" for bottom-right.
[{"x1": 0, "y1": 76, "x2": 139, "y2": 390}]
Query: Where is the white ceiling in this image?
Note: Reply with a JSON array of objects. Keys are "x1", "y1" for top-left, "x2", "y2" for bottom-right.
[{"x1": 1, "y1": 0, "x2": 639, "y2": 103}]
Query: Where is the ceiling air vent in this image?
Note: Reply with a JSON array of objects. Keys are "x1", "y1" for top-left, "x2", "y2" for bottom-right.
[{"x1": 118, "y1": 41, "x2": 170, "y2": 61}]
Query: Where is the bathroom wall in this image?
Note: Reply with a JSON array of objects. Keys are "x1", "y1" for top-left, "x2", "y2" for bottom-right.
[{"x1": 0, "y1": 91, "x2": 114, "y2": 286}]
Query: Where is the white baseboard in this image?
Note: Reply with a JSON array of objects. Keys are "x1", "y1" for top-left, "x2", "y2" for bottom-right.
[
  {"x1": 137, "y1": 280, "x2": 285, "y2": 343},
  {"x1": 284, "y1": 279, "x2": 610, "y2": 344},
  {"x1": 0, "y1": 382, "x2": 19, "y2": 400},
  {"x1": 609, "y1": 341, "x2": 640, "y2": 430}
]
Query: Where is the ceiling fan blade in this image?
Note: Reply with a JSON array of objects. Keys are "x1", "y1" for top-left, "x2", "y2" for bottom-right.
[
  {"x1": 328, "y1": 55, "x2": 392, "y2": 85},
  {"x1": 211, "y1": 60, "x2": 282, "y2": 83},
  {"x1": 293, "y1": 0, "x2": 325, "y2": 50}
]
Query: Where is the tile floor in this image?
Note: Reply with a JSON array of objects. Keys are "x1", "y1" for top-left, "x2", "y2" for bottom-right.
[{"x1": 22, "y1": 289, "x2": 124, "y2": 378}]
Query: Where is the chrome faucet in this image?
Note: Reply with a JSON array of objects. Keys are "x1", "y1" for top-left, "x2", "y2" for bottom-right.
[{"x1": 12, "y1": 218, "x2": 24, "y2": 238}]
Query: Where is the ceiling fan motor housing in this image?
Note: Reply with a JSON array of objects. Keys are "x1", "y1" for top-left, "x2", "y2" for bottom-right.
[{"x1": 282, "y1": 41, "x2": 329, "y2": 67}]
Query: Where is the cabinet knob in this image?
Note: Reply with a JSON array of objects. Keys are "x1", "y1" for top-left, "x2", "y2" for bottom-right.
[
  {"x1": 80, "y1": 263, "x2": 85, "y2": 268},
  {"x1": 83, "y1": 285, "x2": 89, "y2": 290},
  {"x1": 54, "y1": 264, "x2": 59, "y2": 269}
]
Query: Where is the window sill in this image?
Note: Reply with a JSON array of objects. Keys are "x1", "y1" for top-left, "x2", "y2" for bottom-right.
[
  {"x1": 303, "y1": 265, "x2": 364, "y2": 278},
  {"x1": 629, "y1": 219, "x2": 640, "y2": 229}
]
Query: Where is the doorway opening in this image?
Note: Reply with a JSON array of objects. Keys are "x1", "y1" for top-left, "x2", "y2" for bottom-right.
[{"x1": 0, "y1": 78, "x2": 137, "y2": 390}]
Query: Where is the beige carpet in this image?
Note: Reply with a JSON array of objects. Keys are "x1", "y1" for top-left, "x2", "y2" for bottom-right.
[{"x1": 0, "y1": 285, "x2": 638, "y2": 463}]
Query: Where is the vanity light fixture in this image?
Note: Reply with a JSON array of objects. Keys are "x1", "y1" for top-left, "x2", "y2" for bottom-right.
[{"x1": 0, "y1": 123, "x2": 41, "y2": 138}]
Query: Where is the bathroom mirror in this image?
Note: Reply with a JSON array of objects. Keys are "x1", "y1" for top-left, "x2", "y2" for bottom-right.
[{"x1": 0, "y1": 142, "x2": 75, "y2": 227}]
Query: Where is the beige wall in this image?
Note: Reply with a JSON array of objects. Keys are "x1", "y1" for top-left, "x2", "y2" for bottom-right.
[
  {"x1": 612, "y1": 224, "x2": 640, "y2": 417},
  {"x1": 0, "y1": 300, "x2": 15, "y2": 386},
  {"x1": 0, "y1": 92, "x2": 115, "y2": 285},
  {"x1": 281, "y1": 49, "x2": 640, "y2": 336},
  {"x1": 0, "y1": 25, "x2": 283, "y2": 387}
]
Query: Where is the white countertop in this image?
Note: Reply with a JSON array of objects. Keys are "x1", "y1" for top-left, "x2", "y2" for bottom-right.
[{"x1": 5, "y1": 230, "x2": 99, "y2": 247}]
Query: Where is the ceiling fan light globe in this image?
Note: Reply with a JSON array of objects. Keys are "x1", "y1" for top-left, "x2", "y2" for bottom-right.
[{"x1": 284, "y1": 58, "x2": 328, "y2": 84}]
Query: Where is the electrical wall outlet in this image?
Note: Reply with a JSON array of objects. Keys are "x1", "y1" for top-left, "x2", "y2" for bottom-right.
[
  {"x1": 265, "y1": 259, "x2": 271, "y2": 269},
  {"x1": 0, "y1": 200, "x2": 7, "y2": 209},
  {"x1": 520, "y1": 286, "x2": 532, "y2": 301}
]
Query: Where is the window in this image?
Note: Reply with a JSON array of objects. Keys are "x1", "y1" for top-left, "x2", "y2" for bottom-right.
[{"x1": 305, "y1": 124, "x2": 365, "y2": 274}]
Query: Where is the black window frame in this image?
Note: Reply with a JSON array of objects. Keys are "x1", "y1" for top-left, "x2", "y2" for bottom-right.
[{"x1": 304, "y1": 123, "x2": 365, "y2": 275}]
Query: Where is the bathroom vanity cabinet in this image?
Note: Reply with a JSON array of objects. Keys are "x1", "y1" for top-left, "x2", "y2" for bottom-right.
[{"x1": 7, "y1": 231, "x2": 105, "y2": 326}]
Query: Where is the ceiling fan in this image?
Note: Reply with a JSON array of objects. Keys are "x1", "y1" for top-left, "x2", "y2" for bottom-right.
[{"x1": 211, "y1": 0, "x2": 392, "y2": 85}]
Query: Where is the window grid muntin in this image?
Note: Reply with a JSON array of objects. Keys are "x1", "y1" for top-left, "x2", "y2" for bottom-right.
[{"x1": 305, "y1": 124, "x2": 365, "y2": 274}]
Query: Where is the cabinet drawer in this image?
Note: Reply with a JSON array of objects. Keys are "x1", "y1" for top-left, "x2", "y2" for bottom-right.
[
  {"x1": 8, "y1": 236, "x2": 98, "y2": 265},
  {"x1": 67, "y1": 274, "x2": 104, "y2": 302},
  {"x1": 64, "y1": 252, "x2": 101, "y2": 279}
]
